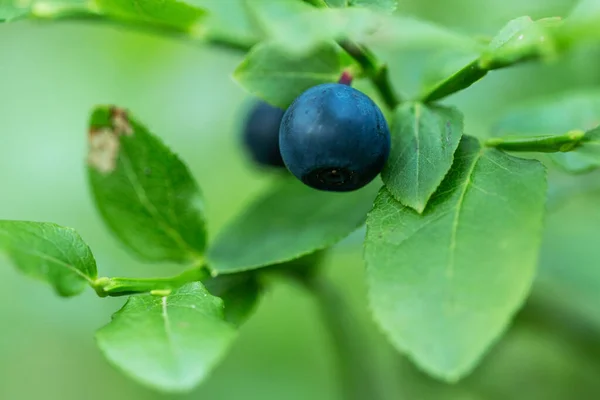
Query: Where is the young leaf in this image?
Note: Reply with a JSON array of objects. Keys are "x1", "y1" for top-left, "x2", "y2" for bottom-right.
[
  {"x1": 96, "y1": 282, "x2": 236, "y2": 393},
  {"x1": 93, "y1": 0, "x2": 205, "y2": 33},
  {"x1": 0, "y1": 221, "x2": 97, "y2": 296},
  {"x1": 494, "y1": 91, "x2": 600, "y2": 173},
  {"x1": 234, "y1": 42, "x2": 347, "y2": 108},
  {"x1": 208, "y1": 178, "x2": 378, "y2": 274},
  {"x1": 365, "y1": 136, "x2": 547, "y2": 381},
  {"x1": 381, "y1": 102, "x2": 463, "y2": 213},
  {"x1": 480, "y1": 16, "x2": 561, "y2": 69},
  {"x1": 349, "y1": 0, "x2": 397, "y2": 13},
  {"x1": 87, "y1": 106, "x2": 207, "y2": 263},
  {"x1": 420, "y1": 17, "x2": 560, "y2": 103}
]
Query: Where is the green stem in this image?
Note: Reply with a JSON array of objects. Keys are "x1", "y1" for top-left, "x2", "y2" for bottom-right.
[
  {"x1": 338, "y1": 40, "x2": 401, "y2": 110},
  {"x1": 421, "y1": 59, "x2": 488, "y2": 104},
  {"x1": 92, "y1": 266, "x2": 210, "y2": 297},
  {"x1": 301, "y1": 0, "x2": 401, "y2": 110},
  {"x1": 302, "y1": 277, "x2": 384, "y2": 400},
  {"x1": 421, "y1": 17, "x2": 565, "y2": 103},
  {"x1": 485, "y1": 130, "x2": 586, "y2": 153}
]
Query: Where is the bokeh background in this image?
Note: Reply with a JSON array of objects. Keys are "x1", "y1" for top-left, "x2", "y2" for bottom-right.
[{"x1": 2, "y1": 0, "x2": 600, "y2": 399}]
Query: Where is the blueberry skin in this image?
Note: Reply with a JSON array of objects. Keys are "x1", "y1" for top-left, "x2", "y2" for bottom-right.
[
  {"x1": 243, "y1": 101, "x2": 286, "y2": 168},
  {"x1": 279, "y1": 83, "x2": 390, "y2": 192}
]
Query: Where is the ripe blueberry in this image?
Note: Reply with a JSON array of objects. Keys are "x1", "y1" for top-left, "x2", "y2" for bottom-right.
[
  {"x1": 242, "y1": 100, "x2": 286, "y2": 168},
  {"x1": 279, "y1": 83, "x2": 390, "y2": 192}
]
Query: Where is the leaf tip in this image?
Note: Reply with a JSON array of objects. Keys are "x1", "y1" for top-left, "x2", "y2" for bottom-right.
[{"x1": 87, "y1": 106, "x2": 135, "y2": 174}]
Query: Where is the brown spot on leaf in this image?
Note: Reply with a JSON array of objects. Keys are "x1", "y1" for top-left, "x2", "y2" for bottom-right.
[
  {"x1": 88, "y1": 127, "x2": 120, "y2": 174},
  {"x1": 110, "y1": 106, "x2": 134, "y2": 136}
]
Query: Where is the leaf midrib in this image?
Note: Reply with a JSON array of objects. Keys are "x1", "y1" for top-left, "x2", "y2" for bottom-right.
[
  {"x1": 160, "y1": 296, "x2": 184, "y2": 382},
  {"x1": 413, "y1": 103, "x2": 422, "y2": 206},
  {"x1": 119, "y1": 148, "x2": 201, "y2": 259},
  {"x1": 446, "y1": 148, "x2": 484, "y2": 279}
]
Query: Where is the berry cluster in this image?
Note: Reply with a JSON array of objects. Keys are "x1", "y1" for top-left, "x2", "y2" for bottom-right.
[{"x1": 242, "y1": 80, "x2": 391, "y2": 192}]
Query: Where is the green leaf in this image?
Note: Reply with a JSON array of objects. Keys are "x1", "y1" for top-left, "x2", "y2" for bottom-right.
[
  {"x1": 381, "y1": 102, "x2": 463, "y2": 213},
  {"x1": 480, "y1": 16, "x2": 561, "y2": 69},
  {"x1": 208, "y1": 178, "x2": 378, "y2": 274},
  {"x1": 246, "y1": 0, "x2": 479, "y2": 55},
  {"x1": 233, "y1": 42, "x2": 347, "y2": 108},
  {"x1": 365, "y1": 136, "x2": 547, "y2": 381},
  {"x1": 191, "y1": 0, "x2": 259, "y2": 47},
  {"x1": 93, "y1": 0, "x2": 205, "y2": 33},
  {"x1": 203, "y1": 273, "x2": 261, "y2": 326},
  {"x1": 0, "y1": 221, "x2": 97, "y2": 296},
  {"x1": 494, "y1": 91, "x2": 600, "y2": 173},
  {"x1": 96, "y1": 282, "x2": 236, "y2": 393},
  {"x1": 420, "y1": 17, "x2": 561, "y2": 103},
  {"x1": 349, "y1": 0, "x2": 396, "y2": 13},
  {"x1": 395, "y1": 313, "x2": 600, "y2": 399},
  {"x1": 2, "y1": 0, "x2": 206, "y2": 34},
  {"x1": 87, "y1": 106, "x2": 207, "y2": 263}
]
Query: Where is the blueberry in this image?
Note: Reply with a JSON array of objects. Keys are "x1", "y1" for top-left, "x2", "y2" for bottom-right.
[
  {"x1": 242, "y1": 100, "x2": 286, "y2": 168},
  {"x1": 279, "y1": 83, "x2": 390, "y2": 192}
]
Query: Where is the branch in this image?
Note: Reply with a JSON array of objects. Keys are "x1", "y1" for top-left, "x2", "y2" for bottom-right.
[
  {"x1": 92, "y1": 266, "x2": 210, "y2": 297},
  {"x1": 485, "y1": 130, "x2": 586, "y2": 153},
  {"x1": 338, "y1": 40, "x2": 401, "y2": 109}
]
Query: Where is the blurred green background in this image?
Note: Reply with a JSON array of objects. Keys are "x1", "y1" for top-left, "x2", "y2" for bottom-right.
[{"x1": 3, "y1": 0, "x2": 600, "y2": 399}]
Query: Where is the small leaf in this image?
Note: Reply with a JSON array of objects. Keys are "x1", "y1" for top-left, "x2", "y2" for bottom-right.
[
  {"x1": 382, "y1": 102, "x2": 463, "y2": 213},
  {"x1": 0, "y1": 221, "x2": 97, "y2": 296},
  {"x1": 208, "y1": 178, "x2": 378, "y2": 274},
  {"x1": 96, "y1": 282, "x2": 236, "y2": 393},
  {"x1": 234, "y1": 41, "x2": 347, "y2": 108},
  {"x1": 349, "y1": 0, "x2": 397, "y2": 13},
  {"x1": 480, "y1": 16, "x2": 561, "y2": 69},
  {"x1": 87, "y1": 106, "x2": 207, "y2": 263},
  {"x1": 203, "y1": 273, "x2": 261, "y2": 326},
  {"x1": 93, "y1": 0, "x2": 205, "y2": 33},
  {"x1": 365, "y1": 136, "x2": 547, "y2": 381},
  {"x1": 494, "y1": 90, "x2": 600, "y2": 173}
]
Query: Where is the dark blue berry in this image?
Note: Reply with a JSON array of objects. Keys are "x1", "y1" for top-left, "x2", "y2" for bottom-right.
[
  {"x1": 242, "y1": 101, "x2": 285, "y2": 168},
  {"x1": 279, "y1": 83, "x2": 390, "y2": 192}
]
